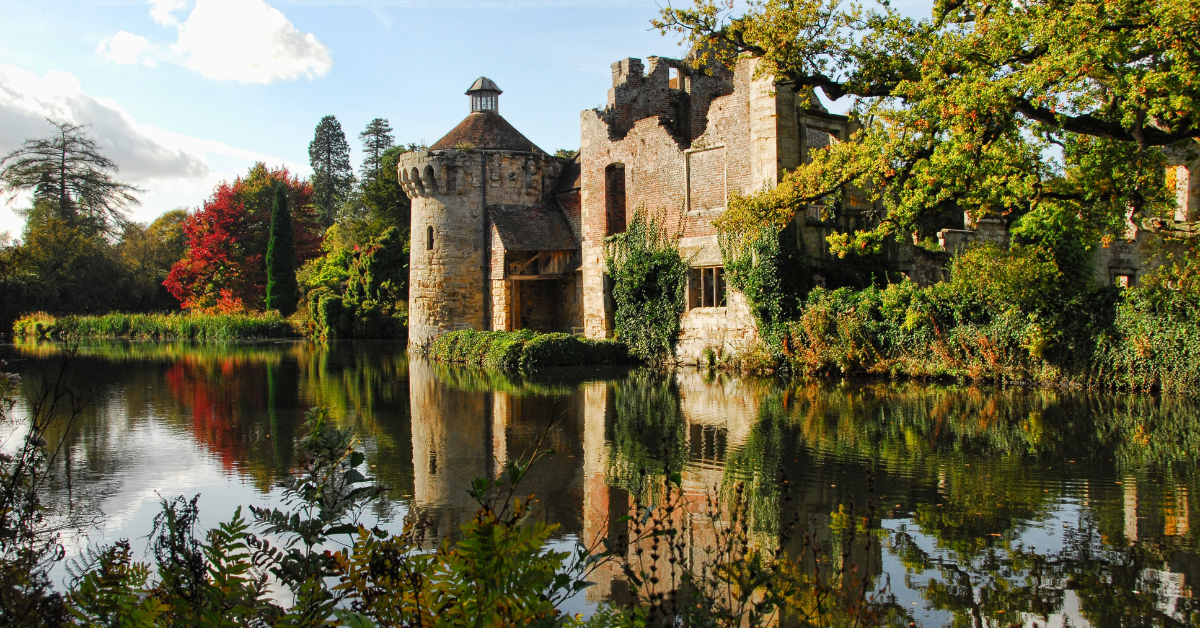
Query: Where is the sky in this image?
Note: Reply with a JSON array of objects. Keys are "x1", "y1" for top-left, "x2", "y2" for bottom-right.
[{"x1": 0, "y1": 0, "x2": 932, "y2": 235}]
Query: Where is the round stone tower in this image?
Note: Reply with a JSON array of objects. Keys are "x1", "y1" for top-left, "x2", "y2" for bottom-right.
[{"x1": 401, "y1": 78, "x2": 567, "y2": 350}]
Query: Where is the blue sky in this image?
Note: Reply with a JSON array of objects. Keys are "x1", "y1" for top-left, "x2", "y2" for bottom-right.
[{"x1": 0, "y1": 0, "x2": 931, "y2": 234}]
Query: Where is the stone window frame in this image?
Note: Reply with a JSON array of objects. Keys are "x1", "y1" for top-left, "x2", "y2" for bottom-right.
[{"x1": 688, "y1": 265, "x2": 727, "y2": 310}]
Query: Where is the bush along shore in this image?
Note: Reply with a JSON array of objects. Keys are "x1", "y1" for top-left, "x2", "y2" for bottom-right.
[
  {"x1": 429, "y1": 329, "x2": 630, "y2": 371},
  {"x1": 13, "y1": 311, "x2": 299, "y2": 341},
  {"x1": 727, "y1": 244, "x2": 1200, "y2": 395}
]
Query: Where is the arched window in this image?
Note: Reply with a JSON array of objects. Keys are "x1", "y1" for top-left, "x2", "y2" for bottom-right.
[{"x1": 427, "y1": 225, "x2": 434, "y2": 250}]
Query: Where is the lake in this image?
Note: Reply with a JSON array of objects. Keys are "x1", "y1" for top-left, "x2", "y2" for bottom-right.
[{"x1": 5, "y1": 340, "x2": 1199, "y2": 626}]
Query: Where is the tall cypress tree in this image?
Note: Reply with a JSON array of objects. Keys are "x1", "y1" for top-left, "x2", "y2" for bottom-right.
[
  {"x1": 308, "y1": 115, "x2": 353, "y2": 227},
  {"x1": 265, "y1": 184, "x2": 298, "y2": 316}
]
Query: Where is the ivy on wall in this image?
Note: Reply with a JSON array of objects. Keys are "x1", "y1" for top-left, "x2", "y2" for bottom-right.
[
  {"x1": 716, "y1": 193, "x2": 811, "y2": 358},
  {"x1": 603, "y1": 209, "x2": 689, "y2": 362}
]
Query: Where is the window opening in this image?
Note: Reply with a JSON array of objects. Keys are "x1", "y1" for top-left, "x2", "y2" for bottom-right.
[
  {"x1": 426, "y1": 225, "x2": 434, "y2": 250},
  {"x1": 669, "y1": 67, "x2": 681, "y2": 90},
  {"x1": 688, "y1": 266, "x2": 726, "y2": 309},
  {"x1": 1114, "y1": 274, "x2": 1133, "y2": 288},
  {"x1": 605, "y1": 164, "x2": 627, "y2": 236}
]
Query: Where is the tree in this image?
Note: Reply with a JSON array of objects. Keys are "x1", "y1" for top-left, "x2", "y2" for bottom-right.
[
  {"x1": 308, "y1": 116, "x2": 353, "y2": 227},
  {"x1": 119, "y1": 209, "x2": 189, "y2": 311},
  {"x1": 165, "y1": 164, "x2": 322, "y2": 313},
  {"x1": 0, "y1": 121, "x2": 140, "y2": 234},
  {"x1": 658, "y1": 0, "x2": 1200, "y2": 253},
  {"x1": 265, "y1": 184, "x2": 299, "y2": 316},
  {"x1": 18, "y1": 213, "x2": 127, "y2": 314},
  {"x1": 358, "y1": 118, "x2": 395, "y2": 182}
]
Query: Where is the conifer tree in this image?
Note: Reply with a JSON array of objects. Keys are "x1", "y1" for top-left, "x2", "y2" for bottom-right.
[
  {"x1": 359, "y1": 118, "x2": 395, "y2": 183},
  {"x1": 308, "y1": 115, "x2": 353, "y2": 227},
  {"x1": 0, "y1": 121, "x2": 140, "y2": 234},
  {"x1": 265, "y1": 184, "x2": 299, "y2": 316}
]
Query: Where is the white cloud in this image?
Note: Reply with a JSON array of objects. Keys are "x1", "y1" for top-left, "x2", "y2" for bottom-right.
[
  {"x1": 97, "y1": 31, "x2": 156, "y2": 67},
  {"x1": 149, "y1": 0, "x2": 188, "y2": 27},
  {"x1": 173, "y1": 0, "x2": 333, "y2": 84},
  {"x1": 0, "y1": 65, "x2": 306, "y2": 235}
]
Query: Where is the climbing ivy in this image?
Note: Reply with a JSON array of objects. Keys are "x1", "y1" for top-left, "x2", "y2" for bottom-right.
[
  {"x1": 603, "y1": 209, "x2": 689, "y2": 362},
  {"x1": 716, "y1": 195, "x2": 811, "y2": 358}
]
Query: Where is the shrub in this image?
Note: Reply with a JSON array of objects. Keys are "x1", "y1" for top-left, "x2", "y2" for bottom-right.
[
  {"x1": 305, "y1": 227, "x2": 407, "y2": 340},
  {"x1": 430, "y1": 329, "x2": 630, "y2": 372}
]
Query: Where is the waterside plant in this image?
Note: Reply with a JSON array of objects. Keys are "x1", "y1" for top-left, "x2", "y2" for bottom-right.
[
  {"x1": 12, "y1": 311, "x2": 299, "y2": 341},
  {"x1": 429, "y1": 329, "x2": 631, "y2": 372}
]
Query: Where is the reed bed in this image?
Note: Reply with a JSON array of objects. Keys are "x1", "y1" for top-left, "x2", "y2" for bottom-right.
[{"x1": 13, "y1": 311, "x2": 299, "y2": 341}]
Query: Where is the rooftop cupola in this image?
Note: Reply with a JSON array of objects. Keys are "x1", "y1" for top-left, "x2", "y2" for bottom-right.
[{"x1": 467, "y1": 77, "x2": 502, "y2": 114}]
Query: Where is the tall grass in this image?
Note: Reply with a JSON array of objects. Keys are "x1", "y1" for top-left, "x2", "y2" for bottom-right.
[{"x1": 13, "y1": 311, "x2": 299, "y2": 341}]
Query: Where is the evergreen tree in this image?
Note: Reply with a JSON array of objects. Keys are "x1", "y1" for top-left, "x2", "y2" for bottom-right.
[
  {"x1": 358, "y1": 118, "x2": 395, "y2": 182},
  {"x1": 308, "y1": 115, "x2": 353, "y2": 227},
  {"x1": 266, "y1": 184, "x2": 299, "y2": 316},
  {"x1": 0, "y1": 121, "x2": 140, "y2": 234}
]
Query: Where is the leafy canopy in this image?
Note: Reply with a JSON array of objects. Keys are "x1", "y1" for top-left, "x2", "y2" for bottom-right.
[
  {"x1": 660, "y1": 0, "x2": 1199, "y2": 253},
  {"x1": 165, "y1": 164, "x2": 323, "y2": 313}
]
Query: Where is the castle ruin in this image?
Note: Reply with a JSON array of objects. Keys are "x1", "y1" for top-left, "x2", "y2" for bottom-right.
[{"x1": 404, "y1": 57, "x2": 1200, "y2": 363}]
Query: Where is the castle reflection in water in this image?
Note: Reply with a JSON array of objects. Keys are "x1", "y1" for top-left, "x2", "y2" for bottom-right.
[{"x1": 15, "y1": 340, "x2": 1200, "y2": 625}]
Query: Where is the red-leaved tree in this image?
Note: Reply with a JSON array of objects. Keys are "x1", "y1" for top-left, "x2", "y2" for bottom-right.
[{"x1": 165, "y1": 164, "x2": 323, "y2": 312}]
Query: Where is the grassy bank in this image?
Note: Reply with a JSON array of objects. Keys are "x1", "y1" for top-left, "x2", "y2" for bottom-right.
[
  {"x1": 429, "y1": 329, "x2": 631, "y2": 371},
  {"x1": 13, "y1": 311, "x2": 300, "y2": 341}
]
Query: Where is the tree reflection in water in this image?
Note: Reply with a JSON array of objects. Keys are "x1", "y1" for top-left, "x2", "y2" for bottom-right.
[{"x1": 9, "y1": 341, "x2": 1200, "y2": 625}]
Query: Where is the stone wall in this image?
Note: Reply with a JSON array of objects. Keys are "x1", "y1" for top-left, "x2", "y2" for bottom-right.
[
  {"x1": 401, "y1": 148, "x2": 570, "y2": 349},
  {"x1": 579, "y1": 56, "x2": 775, "y2": 359}
]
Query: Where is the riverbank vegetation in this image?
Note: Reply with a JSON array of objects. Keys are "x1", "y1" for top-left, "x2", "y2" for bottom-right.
[
  {"x1": 645, "y1": 0, "x2": 1200, "y2": 389},
  {"x1": 430, "y1": 329, "x2": 630, "y2": 372},
  {"x1": 12, "y1": 311, "x2": 298, "y2": 341},
  {"x1": 1, "y1": 118, "x2": 414, "y2": 340}
]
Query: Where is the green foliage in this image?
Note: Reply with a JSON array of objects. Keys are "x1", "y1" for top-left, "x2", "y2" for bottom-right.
[
  {"x1": 266, "y1": 184, "x2": 300, "y2": 317},
  {"x1": 1094, "y1": 249, "x2": 1200, "y2": 394},
  {"x1": 13, "y1": 311, "x2": 297, "y2": 340},
  {"x1": 309, "y1": 115, "x2": 354, "y2": 227},
  {"x1": 0, "y1": 121, "x2": 139, "y2": 234},
  {"x1": 657, "y1": 0, "x2": 1190, "y2": 256},
  {"x1": 718, "y1": 219, "x2": 810, "y2": 357},
  {"x1": 17, "y1": 217, "x2": 129, "y2": 315},
  {"x1": 117, "y1": 210, "x2": 188, "y2": 312},
  {"x1": 945, "y1": 242, "x2": 1061, "y2": 314},
  {"x1": 430, "y1": 329, "x2": 631, "y2": 372},
  {"x1": 305, "y1": 227, "x2": 408, "y2": 340},
  {"x1": 603, "y1": 209, "x2": 688, "y2": 361},
  {"x1": 761, "y1": 242, "x2": 1200, "y2": 392}
]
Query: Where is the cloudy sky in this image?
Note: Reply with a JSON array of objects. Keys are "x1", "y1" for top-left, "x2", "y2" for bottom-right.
[{"x1": 0, "y1": 0, "x2": 932, "y2": 235}]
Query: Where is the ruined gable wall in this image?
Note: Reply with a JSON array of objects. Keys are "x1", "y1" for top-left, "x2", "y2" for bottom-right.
[{"x1": 580, "y1": 58, "x2": 777, "y2": 362}]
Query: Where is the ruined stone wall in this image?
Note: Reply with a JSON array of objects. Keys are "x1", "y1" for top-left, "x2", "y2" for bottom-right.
[{"x1": 580, "y1": 56, "x2": 778, "y2": 358}]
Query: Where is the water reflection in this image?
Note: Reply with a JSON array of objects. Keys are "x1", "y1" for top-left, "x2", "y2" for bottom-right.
[{"x1": 8, "y1": 341, "x2": 1200, "y2": 626}]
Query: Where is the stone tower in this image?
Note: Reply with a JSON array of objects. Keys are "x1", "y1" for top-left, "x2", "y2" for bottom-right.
[{"x1": 400, "y1": 78, "x2": 574, "y2": 350}]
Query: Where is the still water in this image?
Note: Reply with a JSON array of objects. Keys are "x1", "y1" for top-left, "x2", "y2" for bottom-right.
[{"x1": 6, "y1": 340, "x2": 1200, "y2": 626}]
